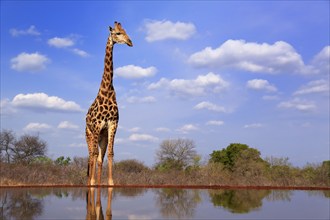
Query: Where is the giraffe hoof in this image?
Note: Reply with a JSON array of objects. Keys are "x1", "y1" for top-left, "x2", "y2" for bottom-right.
[
  {"x1": 90, "y1": 180, "x2": 96, "y2": 186},
  {"x1": 108, "y1": 180, "x2": 114, "y2": 186}
]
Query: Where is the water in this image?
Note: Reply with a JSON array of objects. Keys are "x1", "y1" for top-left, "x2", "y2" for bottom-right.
[{"x1": 0, "y1": 187, "x2": 329, "y2": 219}]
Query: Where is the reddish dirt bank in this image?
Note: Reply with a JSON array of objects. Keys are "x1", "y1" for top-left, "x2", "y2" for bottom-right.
[{"x1": 1, "y1": 184, "x2": 329, "y2": 190}]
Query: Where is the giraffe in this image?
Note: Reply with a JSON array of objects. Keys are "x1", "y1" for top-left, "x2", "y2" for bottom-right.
[
  {"x1": 86, "y1": 187, "x2": 113, "y2": 220},
  {"x1": 86, "y1": 21, "x2": 133, "y2": 186}
]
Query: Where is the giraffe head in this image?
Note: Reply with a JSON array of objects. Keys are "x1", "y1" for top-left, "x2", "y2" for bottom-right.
[{"x1": 109, "y1": 21, "x2": 133, "y2": 47}]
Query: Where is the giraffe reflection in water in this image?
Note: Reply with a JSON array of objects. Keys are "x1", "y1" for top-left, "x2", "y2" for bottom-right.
[{"x1": 86, "y1": 187, "x2": 113, "y2": 220}]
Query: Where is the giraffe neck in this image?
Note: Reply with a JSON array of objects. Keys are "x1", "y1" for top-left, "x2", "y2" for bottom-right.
[{"x1": 98, "y1": 35, "x2": 114, "y2": 96}]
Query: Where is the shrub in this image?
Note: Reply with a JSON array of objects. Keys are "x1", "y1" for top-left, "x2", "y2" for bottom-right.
[
  {"x1": 209, "y1": 143, "x2": 265, "y2": 172},
  {"x1": 54, "y1": 156, "x2": 71, "y2": 166},
  {"x1": 115, "y1": 159, "x2": 149, "y2": 173}
]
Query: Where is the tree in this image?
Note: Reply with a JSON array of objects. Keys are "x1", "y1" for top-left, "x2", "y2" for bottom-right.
[
  {"x1": 233, "y1": 147, "x2": 268, "y2": 178},
  {"x1": 155, "y1": 139, "x2": 199, "y2": 171},
  {"x1": 320, "y1": 160, "x2": 330, "y2": 183},
  {"x1": 0, "y1": 130, "x2": 16, "y2": 163},
  {"x1": 263, "y1": 156, "x2": 296, "y2": 185},
  {"x1": 54, "y1": 156, "x2": 71, "y2": 166},
  {"x1": 12, "y1": 134, "x2": 47, "y2": 163},
  {"x1": 209, "y1": 143, "x2": 264, "y2": 172},
  {"x1": 264, "y1": 156, "x2": 291, "y2": 167},
  {"x1": 209, "y1": 190, "x2": 270, "y2": 213}
]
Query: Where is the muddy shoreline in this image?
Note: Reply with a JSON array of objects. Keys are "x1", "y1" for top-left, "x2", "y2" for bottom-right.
[{"x1": 1, "y1": 184, "x2": 329, "y2": 190}]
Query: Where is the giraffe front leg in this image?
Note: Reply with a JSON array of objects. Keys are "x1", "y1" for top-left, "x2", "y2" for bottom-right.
[
  {"x1": 106, "y1": 187, "x2": 113, "y2": 218},
  {"x1": 89, "y1": 187, "x2": 96, "y2": 219},
  {"x1": 90, "y1": 155, "x2": 98, "y2": 186},
  {"x1": 90, "y1": 139, "x2": 99, "y2": 186},
  {"x1": 87, "y1": 157, "x2": 92, "y2": 185},
  {"x1": 107, "y1": 121, "x2": 117, "y2": 186},
  {"x1": 86, "y1": 127, "x2": 95, "y2": 186},
  {"x1": 108, "y1": 152, "x2": 114, "y2": 186},
  {"x1": 97, "y1": 153, "x2": 102, "y2": 186},
  {"x1": 96, "y1": 187, "x2": 104, "y2": 220}
]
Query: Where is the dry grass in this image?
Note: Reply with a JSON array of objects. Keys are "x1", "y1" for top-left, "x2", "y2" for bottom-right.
[
  {"x1": 0, "y1": 162, "x2": 85, "y2": 186},
  {"x1": 1, "y1": 161, "x2": 329, "y2": 187}
]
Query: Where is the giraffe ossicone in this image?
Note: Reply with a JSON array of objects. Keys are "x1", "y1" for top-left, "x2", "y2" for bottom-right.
[{"x1": 85, "y1": 21, "x2": 133, "y2": 186}]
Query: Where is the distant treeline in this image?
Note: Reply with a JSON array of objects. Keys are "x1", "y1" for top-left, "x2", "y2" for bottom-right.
[{"x1": 0, "y1": 130, "x2": 329, "y2": 187}]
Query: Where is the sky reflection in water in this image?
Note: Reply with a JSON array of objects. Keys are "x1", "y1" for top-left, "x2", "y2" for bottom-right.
[{"x1": 0, "y1": 187, "x2": 329, "y2": 219}]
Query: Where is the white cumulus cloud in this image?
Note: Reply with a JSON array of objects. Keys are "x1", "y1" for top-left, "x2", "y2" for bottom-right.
[
  {"x1": 311, "y1": 46, "x2": 330, "y2": 75},
  {"x1": 72, "y1": 48, "x2": 89, "y2": 57},
  {"x1": 128, "y1": 127, "x2": 141, "y2": 132},
  {"x1": 293, "y1": 79, "x2": 329, "y2": 95},
  {"x1": 278, "y1": 98, "x2": 316, "y2": 112},
  {"x1": 47, "y1": 36, "x2": 89, "y2": 57},
  {"x1": 188, "y1": 39, "x2": 316, "y2": 75},
  {"x1": 24, "y1": 122, "x2": 52, "y2": 132},
  {"x1": 144, "y1": 20, "x2": 196, "y2": 42},
  {"x1": 246, "y1": 79, "x2": 277, "y2": 92},
  {"x1": 11, "y1": 52, "x2": 50, "y2": 72},
  {"x1": 10, "y1": 25, "x2": 40, "y2": 37},
  {"x1": 58, "y1": 121, "x2": 79, "y2": 129},
  {"x1": 194, "y1": 101, "x2": 227, "y2": 113},
  {"x1": 177, "y1": 124, "x2": 199, "y2": 134},
  {"x1": 0, "y1": 99, "x2": 16, "y2": 115},
  {"x1": 11, "y1": 93, "x2": 83, "y2": 112},
  {"x1": 206, "y1": 120, "x2": 224, "y2": 126},
  {"x1": 129, "y1": 133, "x2": 159, "y2": 142},
  {"x1": 48, "y1": 37, "x2": 75, "y2": 48},
  {"x1": 115, "y1": 65, "x2": 157, "y2": 79},
  {"x1": 148, "y1": 72, "x2": 228, "y2": 97}
]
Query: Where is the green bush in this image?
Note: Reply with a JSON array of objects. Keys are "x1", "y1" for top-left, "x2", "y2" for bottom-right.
[
  {"x1": 115, "y1": 159, "x2": 149, "y2": 173},
  {"x1": 209, "y1": 143, "x2": 265, "y2": 172}
]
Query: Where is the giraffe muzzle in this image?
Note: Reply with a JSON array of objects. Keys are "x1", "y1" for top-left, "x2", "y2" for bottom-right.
[{"x1": 127, "y1": 39, "x2": 133, "y2": 47}]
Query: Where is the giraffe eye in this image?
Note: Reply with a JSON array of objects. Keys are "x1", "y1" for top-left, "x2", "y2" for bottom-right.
[{"x1": 116, "y1": 33, "x2": 121, "y2": 35}]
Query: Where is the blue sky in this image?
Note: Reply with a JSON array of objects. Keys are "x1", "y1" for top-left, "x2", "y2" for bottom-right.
[{"x1": 1, "y1": 1, "x2": 329, "y2": 166}]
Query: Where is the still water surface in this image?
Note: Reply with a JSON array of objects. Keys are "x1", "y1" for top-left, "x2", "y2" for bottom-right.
[{"x1": 0, "y1": 187, "x2": 329, "y2": 219}]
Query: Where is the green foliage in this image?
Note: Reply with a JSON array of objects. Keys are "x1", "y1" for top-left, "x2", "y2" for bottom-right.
[
  {"x1": 265, "y1": 156, "x2": 297, "y2": 185},
  {"x1": 209, "y1": 143, "x2": 264, "y2": 172},
  {"x1": 32, "y1": 156, "x2": 53, "y2": 164},
  {"x1": 115, "y1": 159, "x2": 149, "y2": 173},
  {"x1": 322, "y1": 160, "x2": 330, "y2": 178},
  {"x1": 209, "y1": 190, "x2": 271, "y2": 213},
  {"x1": 54, "y1": 156, "x2": 71, "y2": 166},
  {"x1": 155, "y1": 158, "x2": 183, "y2": 171},
  {"x1": 185, "y1": 155, "x2": 202, "y2": 172},
  {"x1": 1, "y1": 129, "x2": 329, "y2": 187}
]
